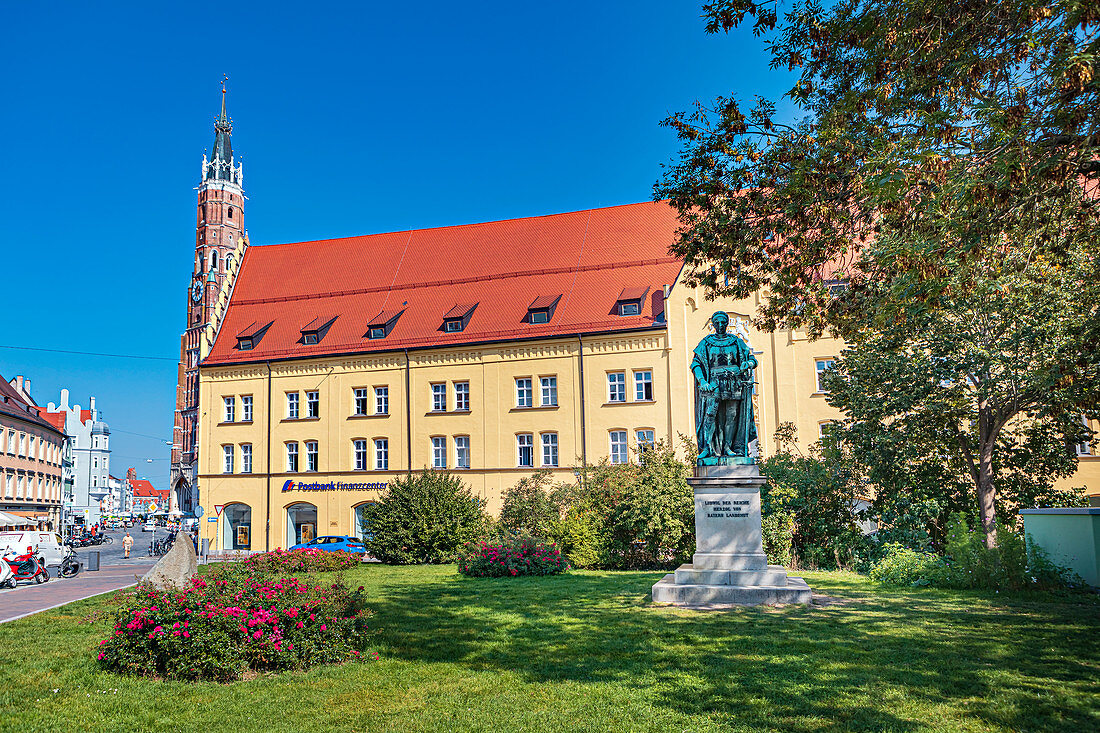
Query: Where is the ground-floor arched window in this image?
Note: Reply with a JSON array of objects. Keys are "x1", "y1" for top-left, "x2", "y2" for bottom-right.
[
  {"x1": 351, "y1": 502, "x2": 376, "y2": 542},
  {"x1": 223, "y1": 503, "x2": 251, "y2": 550},
  {"x1": 286, "y1": 502, "x2": 317, "y2": 547}
]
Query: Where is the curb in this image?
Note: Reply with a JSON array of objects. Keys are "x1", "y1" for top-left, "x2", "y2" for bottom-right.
[{"x1": 0, "y1": 582, "x2": 138, "y2": 624}]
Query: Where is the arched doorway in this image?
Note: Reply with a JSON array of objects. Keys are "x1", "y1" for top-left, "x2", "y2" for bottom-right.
[
  {"x1": 351, "y1": 502, "x2": 376, "y2": 542},
  {"x1": 286, "y1": 502, "x2": 317, "y2": 548},
  {"x1": 222, "y1": 503, "x2": 252, "y2": 551}
]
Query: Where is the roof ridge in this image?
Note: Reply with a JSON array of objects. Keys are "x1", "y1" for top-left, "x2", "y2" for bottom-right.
[
  {"x1": 233, "y1": 256, "x2": 680, "y2": 307},
  {"x1": 253, "y1": 200, "x2": 661, "y2": 250}
]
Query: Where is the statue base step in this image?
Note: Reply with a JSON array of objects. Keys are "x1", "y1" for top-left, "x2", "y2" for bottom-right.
[{"x1": 652, "y1": 570, "x2": 811, "y2": 607}]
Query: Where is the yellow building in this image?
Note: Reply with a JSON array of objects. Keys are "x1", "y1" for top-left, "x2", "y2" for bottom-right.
[{"x1": 194, "y1": 202, "x2": 1099, "y2": 552}]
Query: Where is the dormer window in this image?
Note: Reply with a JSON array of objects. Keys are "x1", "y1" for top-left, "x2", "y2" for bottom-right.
[
  {"x1": 527, "y1": 295, "x2": 561, "y2": 325},
  {"x1": 300, "y1": 316, "x2": 337, "y2": 346},
  {"x1": 615, "y1": 286, "x2": 649, "y2": 317},
  {"x1": 365, "y1": 309, "x2": 404, "y2": 340},
  {"x1": 442, "y1": 303, "x2": 477, "y2": 333},
  {"x1": 235, "y1": 321, "x2": 273, "y2": 351}
]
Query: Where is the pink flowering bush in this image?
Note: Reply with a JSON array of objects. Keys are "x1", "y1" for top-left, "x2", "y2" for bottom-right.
[
  {"x1": 457, "y1": 536, "x2": 569, "y2": 577},
  {"x1": 242, "y1": 547, "x2": 361, "y2": 573},
  {"x1": 96, "y1": 564, "x2": 375, "y2": 681}
]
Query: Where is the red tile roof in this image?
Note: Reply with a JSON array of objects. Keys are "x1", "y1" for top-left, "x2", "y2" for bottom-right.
[
  {"x1": 37, "y1": 409, "x2": 67, "y2": 433},
  {"x1": 205, "y1": 201, "x2": 683, "y2": 365},
  {"x1": 129, "y1": 479, "x2": 168, "y2": 499},
  {"x1": 0, "y1": 375, "x2": 65, "y2": 436}
]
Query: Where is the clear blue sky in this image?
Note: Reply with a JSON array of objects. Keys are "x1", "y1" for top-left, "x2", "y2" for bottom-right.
[{"x1": 0, "y1": 1, "x2": 793, "y2": 490}]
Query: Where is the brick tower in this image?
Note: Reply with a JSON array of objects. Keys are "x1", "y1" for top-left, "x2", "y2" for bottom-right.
[{"x1": 170, "y1": 80, "x2": 247, "y2": 513}]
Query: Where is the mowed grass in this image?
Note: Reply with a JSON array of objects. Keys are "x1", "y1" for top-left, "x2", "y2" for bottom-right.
[{"x1": 0, "y1": 567, "x2": 1097, "y2": 733}]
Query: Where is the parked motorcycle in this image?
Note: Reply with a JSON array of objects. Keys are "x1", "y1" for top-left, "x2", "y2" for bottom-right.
[{"x1": 1, "y1": 550, "x2": 49, "y2": 585}]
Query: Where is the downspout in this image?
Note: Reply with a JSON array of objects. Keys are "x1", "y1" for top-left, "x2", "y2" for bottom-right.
[
  {"x1": 577, "y1": 335, "x2": 587, "y2": 467},
  {"x1": 265, "y1": 361, "x2": 272, "y2": 551},
  {"x1": 404, "y1": 349, "x2": 412, "y2": 475}
]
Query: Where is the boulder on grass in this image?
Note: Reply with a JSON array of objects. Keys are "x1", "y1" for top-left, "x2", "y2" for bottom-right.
[{"x1": 141, "y1": 534, "x2": 198, "y2": 590}]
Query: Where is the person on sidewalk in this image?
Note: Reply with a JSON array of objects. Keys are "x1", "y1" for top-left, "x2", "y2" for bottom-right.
[{"x1": 122, "y1": 532, "x2": 133, "y2": 559}]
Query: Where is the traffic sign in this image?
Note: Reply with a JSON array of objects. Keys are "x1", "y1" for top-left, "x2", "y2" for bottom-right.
[
  {"x1": 207, "y1": 517, "x2": 217, "y2": 522},
  {"x1": 214, "y1": 505, "x2": 225, "y2": 517},
  {"x1": 147, "y1": 502, "x2": 157, "y2": 513},
  {"x1": 195, "y1": 506, "x2": 205, "y2": 518}
]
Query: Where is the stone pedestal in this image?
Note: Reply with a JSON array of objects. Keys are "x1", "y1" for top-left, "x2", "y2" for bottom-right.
[{"x1": 651, "y1": 464, "x2": 811, "y2": 606}]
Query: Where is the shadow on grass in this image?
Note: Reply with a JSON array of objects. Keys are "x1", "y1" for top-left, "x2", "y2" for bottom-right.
[{"x1": 360, "y1": 567, "x2": 1100, "y2": 732}]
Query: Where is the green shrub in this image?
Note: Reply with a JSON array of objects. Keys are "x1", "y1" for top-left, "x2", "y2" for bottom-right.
[
  {"x1": 549, "y1": 501, "x2": 606, "y2": 569},
  {"x1": 868, "y1": 543, "x2": 946, "y2": 586},
  {"x1": 458, "y1": 536, "x2": 569, "y2": 577},
  {"x1": 243, "y1": 547, "x2": 360, "y2": 573},
  {"x1": 761, "y1": 510, "x2": 795, "y2": 567},
  {"x1": 361, "y1": 471, "x2": 491, "y2": 564},
  {"x1": 97, "y1": 564, "x2": 375, "y2": 681},
  {"x1": 499, "y1": 470, "x2": 564, "y2": 538}
]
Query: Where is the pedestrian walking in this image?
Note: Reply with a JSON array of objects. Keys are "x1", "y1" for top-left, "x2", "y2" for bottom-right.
[{"x1": 122, "y1": 532, "x2": 133, "y2": 559}]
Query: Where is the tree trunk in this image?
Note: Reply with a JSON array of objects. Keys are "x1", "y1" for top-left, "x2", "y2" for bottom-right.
[{"x1": 976, "y1": 443, "x2": 997, "y2": 549}]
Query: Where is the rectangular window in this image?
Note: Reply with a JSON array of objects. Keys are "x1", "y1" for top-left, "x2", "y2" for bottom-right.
[
  {"x1": 375, "y1": 439, "x2": 388, "y2": 470},
  {"x1": 286, "y1": 442, "x2": 299, "y2": 472},
  {"x1": 353, "y1": 439, "x2": 368, "y2": 470},
  {"x1": 306, "y1": 391, "x2": 320, "y2": 418},
  {"x1": 431, "y1": 383, "x2": 447, "y2": 412},
  {"x1": 541, "y1": 432, "x2": 558, "y2": 467},
  {"x1": 223, "y1": 396, "x2": 236, "y2": 422},
  {"x1": 530, "y1": 310, "x2": 549, "y2": 324},
  {"x1": 815, "y1": 359, "x2": 836, "y2": 393},
  {"x1": 517, "y1": 433, "x2": 534, "y2": 467},
  {"x1": 1076, "y1": 416, "x2": 1093, "y2": 456},
  {"x1": 375, "y1": 386, "x2": 389, "y2": 415},
  {"x1": 541, "y1": 376, "x2": 558, "y2": 406},
  {"x1": 455, "y1": 382, "x2": 470, "y2": 411},
  {"x1": 223, "y1": 445, "x2": 234, "y2": 474},
  {"x1": 634, "y1": 370, "x2": 653, "y2": 401},
  {"x1": 241, "y1": 395, "x2": 253, "y2": 422},
  {"x1": 305, "y1": 440, "x2": 319, "y2": 472},
  {"x1": 609, "y1": 430, "x2": 628, "y2": 464},
  {"x1": 608, "y1": 372, "x2": 626, "y2": 402},
  {"x1": 455, "y1": 436, "x2": 470, "y2": 469},
  {"x1": 516, "y1": 378, "x2": 533, "y2": 408},
  {"x1": 354, "y1": 388, "x2": 369, "y2": 415},
  {"x1": 431, "y1": 437, "x2": 447, "y2": 469},
  {"x1": 636, "y1": 429, "x2": 655, "y2": 455},
  {"x1": 619, "y1": 301, "x2": 640, "y2": 316},
  {"x1": 241, "y1": 444, "x2": 252, "y2": 473},
  {"x1": 286, "y1": 392, "x2": 299, "y2": 419}
]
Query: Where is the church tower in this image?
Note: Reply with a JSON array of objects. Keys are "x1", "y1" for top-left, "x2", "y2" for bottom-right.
[{"x1": 170, "y1": 80, "x2": 247, "y2": 513}]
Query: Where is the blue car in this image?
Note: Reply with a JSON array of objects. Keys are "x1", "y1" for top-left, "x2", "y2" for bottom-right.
[{"x1": 290, "y1": 535, "x2": 366, "y2": 554}]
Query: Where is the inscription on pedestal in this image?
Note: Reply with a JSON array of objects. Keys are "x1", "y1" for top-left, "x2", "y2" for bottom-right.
[{"x1": 702, "y1": 498, "x2": 751, "y2": 518}]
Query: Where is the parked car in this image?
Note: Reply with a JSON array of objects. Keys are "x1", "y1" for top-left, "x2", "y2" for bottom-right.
[
  {"x1": 142, "y1": 522, "x2": 156, "y2": 532},
  {"x1": 290, "y1": 535, "x2": 366, "y2": 554},
  {"x1": 0, "y1": 531, "x2": 65, "y2": 567}
]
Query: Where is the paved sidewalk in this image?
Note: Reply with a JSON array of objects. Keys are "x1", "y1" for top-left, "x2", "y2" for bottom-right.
[{"x1": 0, "y1": 559, "x2": 157, "y2": 623}]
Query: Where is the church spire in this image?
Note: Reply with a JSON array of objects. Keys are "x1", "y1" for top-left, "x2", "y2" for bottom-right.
[{"x1": 203, "y1": 76, "x2": 241, "y2": 185}]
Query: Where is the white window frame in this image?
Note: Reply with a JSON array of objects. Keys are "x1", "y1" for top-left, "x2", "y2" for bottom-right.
[
  {"x1": 241, "y1": 444, "x2": 252, "y2": 473},
  {"x1": 634, "y1": 370, "x2": 653, "y2": 401},
  {"x1": 375, "y1": 438, "x2": 388, "y2": 471},
  {"x1": 375, "y1": 386, "x2": 389, "y2": 415},
  {"x1": 431, "y1": 437, "x2": 447, "y2": 469},
  {"x1": 286, "y1": 392, "x2": 299, "y2": 419},
  {"x1": 241, "y1": 395, "x2": 253, "y2": 422},
  {"x1": 305, "y1": 440, "x2": 319, "y2": 472},
  {"x1": 636, "y1": 429, "x2": 655, "y2": 454},
  {"x1": 515, "y1": 378, "x2": 533, "y2": 408},
  {"x1": 306, "y1": 391, "x2": 320, "y2": 418},
  {"x1": 541, "y1": 432, "x2": 558, "y2": 467},
  {"x1": 353, "y1": 439, "x2": 368, "y2": 470},
  {"x1": 454, "y1": 381, "x2": 470, "y2": 411},
  {"x1": 286, "y1": 442, "x2": 299, "y2": 472},
  {"x1": 540, "y1": 376, "x2": 558, "y2": 407},
  {"x1": 223, "y1": 445, "x2": 234, "y2": 474},
  {"x1": 608, "y1": 372, "x2": 626, "y2": 403},
  {"x1": 431, "y1": 383, "x2": 447, "y2": 412},
  {"x1": 224, "y1": 396, "x2": 236, "y2": 422},
  {"x1": 609, "y1": 430, "x2": 628, "y2": 464},
  {"x1": 455, "y1": 436, "x2": 470, "y2": 469},
  {"x1": 815, "y1": 359, "x2": 836, "y2": 393},
  {"x1": 517, "y1": 433, "x2": 534, "y2": 467},
  {"x1": 1076, "y1": 416, "x2": 1093, "y2": 456},
  {"x1": 354, "y1": 388, "x2": 369, "y2": 415}
]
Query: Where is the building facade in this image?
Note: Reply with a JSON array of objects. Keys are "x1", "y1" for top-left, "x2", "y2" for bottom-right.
[
  {"x1": 170, "y1": 82, "x2": 247, "y2": 515},
  {"x1": 43, "y1": 389, "x2": 111, "y2": 528},
  {"x1": 1, "y1": 375, "x2": 65, "y2": 529}
]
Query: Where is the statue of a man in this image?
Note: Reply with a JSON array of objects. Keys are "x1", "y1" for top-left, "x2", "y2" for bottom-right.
[{"x1": 692, "y1": 311, "x2": 758, "y2": 464}]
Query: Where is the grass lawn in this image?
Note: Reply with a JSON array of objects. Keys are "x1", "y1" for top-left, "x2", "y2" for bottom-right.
[{"x1": 0, "y1": 566, "x2": 1097, "y2": 732}]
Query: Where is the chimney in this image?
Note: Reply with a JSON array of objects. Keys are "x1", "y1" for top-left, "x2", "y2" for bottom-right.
[
  {"x1": 127, "y1": 467, "x2": 136, "y2": 481},
  {"x1": 90, "y1": 396, "x2": 97, "y2": 420},
  {"x1": 13, "y1": 375, "x2": 23, "y2": 393},
  {"x1": 23, "y1": 378, "x2": 31, "y2": 398}
]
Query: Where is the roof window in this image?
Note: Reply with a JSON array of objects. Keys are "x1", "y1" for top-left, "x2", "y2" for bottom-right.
[
  {"x1": 615, "y1": 286, "x2": 649, "y2": 317},
  {"x1": 442, "y1": 303, "x2": 477, "y2": 333},
  {"x1": 527, "y1": 295, "x2": 561, "y2": 325},
  {"x1": 300, "y1": 316, "x2": 337, "y2": 346},
  {"x1": 235, "y1": 321, "x2": 273, "y2": 351},
  {"x1": 365, "y1": 309, "x2": 404, "y2": 340}
]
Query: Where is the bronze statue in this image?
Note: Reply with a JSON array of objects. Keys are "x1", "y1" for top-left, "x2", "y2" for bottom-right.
[{"x1": 692, "y1": 311, "x2": 758, "y2": 465}]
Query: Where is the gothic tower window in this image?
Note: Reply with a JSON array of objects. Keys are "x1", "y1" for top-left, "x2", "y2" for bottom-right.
[
  {"x1": 228, "y1": 206, "x2": 234, "y2": 219},
  {"x1": 211, "y1": 250, "x2": 219, "y2": 271}
]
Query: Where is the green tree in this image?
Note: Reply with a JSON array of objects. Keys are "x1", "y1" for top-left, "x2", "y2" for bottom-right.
[
  {"x1": 657, "y1": 1, "x2": 1100, "y2": 547},
  {"x1": 499, "y1": 469, "x2": 565, "y2": 538},
  {"x1": 362, "y1": 471, "x2": 490, "y2": 564}
]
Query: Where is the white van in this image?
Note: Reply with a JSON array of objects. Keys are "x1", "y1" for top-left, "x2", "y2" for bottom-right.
[{"x1": 0, "y1": 531, "x2": 65, "y2": 567}]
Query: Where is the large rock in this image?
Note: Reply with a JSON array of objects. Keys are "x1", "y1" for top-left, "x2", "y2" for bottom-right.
[{"x1": 141, "y1": 534, "x2": 198, "y2": 590}]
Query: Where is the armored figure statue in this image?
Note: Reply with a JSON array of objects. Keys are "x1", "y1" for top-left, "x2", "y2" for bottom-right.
[{"x1": 691, "y1": 311, "x2": 758, "y2": 464}]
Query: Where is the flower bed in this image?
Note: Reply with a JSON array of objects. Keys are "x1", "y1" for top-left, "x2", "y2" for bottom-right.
[
  {"x1": 96, "y1": 564, "x2": 375, "y2": 681},
  {"x1": 458, "y1": 537, "x2": 569, "y2": 577},
  {"x1": 242, "y1": 547, "x2": 361, "y2": 573}
]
